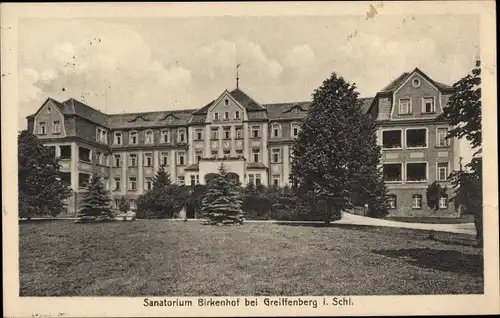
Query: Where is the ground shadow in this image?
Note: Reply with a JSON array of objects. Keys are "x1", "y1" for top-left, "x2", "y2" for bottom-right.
[
  {"x1": 372, "y1": 248, "x2": 483, "y2": 277},
  {"x1": 273, "y1": 222, "x2": 397, "y2": 232}
]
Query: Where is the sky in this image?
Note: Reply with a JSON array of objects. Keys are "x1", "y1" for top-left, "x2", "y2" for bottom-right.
[{"x1": 18, "y1": 14, "x2": 479, "y2": 129}]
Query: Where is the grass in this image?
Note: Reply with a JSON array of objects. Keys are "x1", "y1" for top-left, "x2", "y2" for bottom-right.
[
  {"x1": 384, "y1": 214, "x2": 475, "y2": 224},
  {"x1": 19, "y1": 220, "x2": 483, "y2": 296}
]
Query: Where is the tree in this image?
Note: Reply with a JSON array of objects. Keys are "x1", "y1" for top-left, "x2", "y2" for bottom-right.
[
  {"x1": 426, "y1": 182, "x2": 448, "y2": 212},
  {"x1": 152, "y1": 165, "x2": 171, "y2": 188},
  {"x1": 77, "y1": 173, "x2": 114, "y2": 221},
  {"x1": 201, "y1": 163, "x2": 244, "y2": 224},
  {"x1": 438, "y1": 60, "x2": 482, "y2": 245},
  {"x1": 290, "y1": 72, "x2": 387, "y2": 225},
  {"x1": 118, "y1": 197, "x2": 130, "y2": 213},
  {"x1": 18, "y1": 130, "x2": 71, "y2": 219}
]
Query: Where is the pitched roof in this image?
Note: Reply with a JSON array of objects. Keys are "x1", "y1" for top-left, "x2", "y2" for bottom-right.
[
  {"x1": 359, "y1": 97, "x2": 374, "y2": 114},
  {"x1": 229, "y1": 88, "x2": 265, "y2": 111},
  {"x1": 61, "y1": 98, "x2": 109, "y2": 126},
  {"x1": 106, "y1": 109, "x2": 195, "y2": 129},
  {"x1": 379, "y1": 68, "x2": 453, "y2": 93},
  {"x1": 264, "y1": 101, "x2": 311, "y2": 120}
]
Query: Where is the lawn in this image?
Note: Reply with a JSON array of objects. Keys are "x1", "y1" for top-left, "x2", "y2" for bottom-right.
[{"x1": 19, "y1": 220, "x2": 483, "y2": 296}]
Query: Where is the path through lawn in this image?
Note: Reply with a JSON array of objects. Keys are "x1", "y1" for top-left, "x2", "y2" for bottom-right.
[{"x1": 19, "y1": 220, "x2": 483, "y2": 296}]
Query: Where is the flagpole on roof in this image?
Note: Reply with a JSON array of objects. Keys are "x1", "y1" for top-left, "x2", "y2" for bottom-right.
[{"x1": 236, "y1": 62, "x2": 241, "y2": 89}]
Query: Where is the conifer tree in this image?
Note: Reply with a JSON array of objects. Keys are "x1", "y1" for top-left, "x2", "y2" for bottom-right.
[
  {"x1": 18, "y1": 130, "x2": 71, "y2": 218},
  {"x1": 201, "y1": 164, "x2": 244, "y2": 224},
  {"x1": 291, "y1": 72, "x2": 387, "y2": 224},
  {"x1": 77, "y1": 173, "x2": 113, "y2": 221},
  {"x1": 152, "y1": 165, "x2": 172, "y2": 188}
]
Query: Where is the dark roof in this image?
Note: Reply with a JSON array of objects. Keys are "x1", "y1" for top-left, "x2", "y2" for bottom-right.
[
  {"x1": 61, "y1": 98, "x2": 109, "y2": 126},
  {"x1": 192, "y1": 100, "x2": 215, "y2": 115},
  {"x1": 359, "y1": 97, "x2": 374, "y2": 114},
  {"x1": 264, "y1": 102, "x2": 311, "y2": 120},
  {"x1": 379, "y1": 68, "x2": 453, "y2": 93},
  {"x1": 229, "y1": 88, "x2": 265, "y2": 111},
  {"x1": 106, "y1": 109, "x2": 195, "y2": 129}
]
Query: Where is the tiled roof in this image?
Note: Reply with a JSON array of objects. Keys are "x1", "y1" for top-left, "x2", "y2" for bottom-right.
[
  {"x1": 359, "y1": 97, "x2": 374, "y2": 114},
  {"x1": 264, "y1": 101, "x2": 311, "y2": 120},
  {"x1": 229, "y1": 88, "x2": 266, "y2": 111},
  {"x1": 380, "y1": 68, "x2": 453, "y2": 93},
  {"x1": 192, "y1": 100, "x2": 215, "y2": 115},
  {"x1": 61, "y1": 98, "x2": 109, "y2": 126},
  {"x1": 106, "y1": 109, "x2": 195, "y2": 129}
]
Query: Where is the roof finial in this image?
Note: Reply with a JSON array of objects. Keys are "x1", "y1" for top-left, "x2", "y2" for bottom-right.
[{"x1": 236, "y1": 62, "x2": 241, "y2": 89}]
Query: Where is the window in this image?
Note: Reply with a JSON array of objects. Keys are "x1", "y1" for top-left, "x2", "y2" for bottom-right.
[
  {"x1": 213, "y1": 112, "x2": 219, "y2": 120},
  {"x1": 114, "y1": 132, "x2": 122, "y2": 145},
  {"x1": 114, "y1": 178, "x2": 121, "y2": 191},
  {"x1": 387, "y1": 195, "x2": 397, "y2": 209},
  {"x1": 78, "y1": 173, "x2": 90, "y2": 188},
  {"x1": 272, "y1": 175, "x2": 280, "y2": 187},
  {"x1": 39, "y1": 122, "x2": 46, "y2": 135},
  {"x1": 102, "y1": 130, "x2": 108, "y2": 144},
  {"x1": 255, "y1": 174, "x2": 262, "y2": 186},
  {"x1": 195, "y1": 150, "x2": 203, "y2": 163},
  {"x1": 53, "y1": 121, "x2": 61, "y2": 134},
  {"x1": 398, "y1": 98, "x2": 411, "y2": 115},
  {"x1": 196, "y1": 175, "x2": 200, "y2": 184},
  {"x1": 406, "y1": 162, "x2": 427, "y2": 182},
  {"x1": 412, "y1": 78, "x2": 421, "y2": 88},
  {"x1": 439, "y1": 196, "x2": 448, "y2": 209},
  {"x1": 271, "y1": 124, "x2": 281, "y2": 138},
  {"x1": 223, "y1": 111, "x2": 229, "y2": 120},
  {"x1": 422, "y1": 97, "x2": 435, "y2": 113},
  {"x1": 161, "y1": 130, "x2": 170, "y2": 143},
  {"x1": 252, "y1": 149, "x2": 260, "y2": 163},
  {"x1": 382, "y1": 130, "x2": 402, "y2": 149},
  {"x1": 190, "y1": 175, "x2": 196, "y2": 186},
  {"x1": 114, "y1": 154, "x2": 122, "y2": 167},
  {"x1": 59, "y1": 146, "x2": 71, "y2": 159},
  {"x1": 223, "y1": 127, "x2": 231, "y2": 139},
  {"x1": 129, "y1": 177, "x2": 137, "y2": 191},
  {"x1": 235, "y1": 111, "x2": 240, "y2": 120},
  {"x1": 103, "y1": 154, "x2": 109, "y2": 166},
  {"x1": 383, "y1": 164, "x2": 402, "y2": 182},
  {"x1": 145, "y1": 130, "x2": 154, "y2": 144},
  {"x1": 235, "y1": 126, "x2": 243, "y2": 139},
  {"x1": 47, "y1": 106, "x2": 51, "y2": 113},
  {"x1": 210, "y1": 128, "x2": 219, "y2": 140},
  {"x1": 78, "y1": 147, "x2": 91, "y2": 162},
  {"x1": 177, "y1": 129, "x2": 186, "y2": 143},
  {"x1": 96, "y1": 152, "x2": 102, "y2": 165},
  {"x1": 291, "y1": 123, "x2": 300, "y2": 138},
  {"x1": 129, "y1": 199, "x2": 137, "y2": 210},
  {"x1": 145, "y1": 178, "x2": 153, "y2": 191},
  {"x1": 177, "y1": 152, "x2": 185, "y2": 165},
  {"x1": 129, "y1": 154, "x2": 137, "y2": 167},
  {"x1": 251, "y1": 126, "x2": 260, "y2": 138},
  {"x1": 177, "y1": 176, "x2": 185, "y2": 185},
  {"x1": 96, "y1": 128, "x2": 107, "y2": 143},
  {"x1": 271, "y1": 148, "x2": 281, "y2": 163},
  {"x1": 161, "y1": 152, "x2": 169, "y2": 167},
  {"x1": 248, "y1": 174, "x2": 255, "y2": 185},
  {"x1": 412, "y1": 194, "x2": 423, "y2": 209},
  {"x1": 195, "y1": 129, "x2": 203, "y2": 141},
  {"x1": 436, "y1": 128, "x2": 450, "y2": 147},
  {"x1": 224, "y1": 99, "x2": 229, "y2": 106},
  {"x1": 406, "y1": 128, "x2": 427, "y2": 148},
  {"x1": 130, "y1": 131, "x2": 138, "y2": 145},
  {"x1": 144, "y1": 153, "x2": 153, "y2": 167},
  {"x1": 437, "y1": 162, "x2": 449, "y2": 181}
]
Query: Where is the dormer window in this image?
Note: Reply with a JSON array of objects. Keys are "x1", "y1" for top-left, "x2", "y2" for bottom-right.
[
  {"x1": 130, "y1": 131, "x2": 138, "y2": 145},
  {"x1": 161, "y1": 130, "x2": 170, "y2": 143},
  {"x1": 145, "y1": 130, "x2": 154, "y2": 144},
  {"x1": 114, "y1": 132, "x2": 122, "y2": 145},
  {"x1": 271, "y1": 123, "x2": 282, "y2": 138}
]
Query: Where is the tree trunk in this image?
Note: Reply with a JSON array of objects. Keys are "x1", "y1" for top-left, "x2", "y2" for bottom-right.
[{"x1": 324, "y1": 199, "x2": 332, "y2": 226}]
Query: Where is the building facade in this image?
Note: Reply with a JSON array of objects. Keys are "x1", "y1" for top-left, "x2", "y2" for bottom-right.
[{"x1": 26, "y1": 68, "x2": 459, "y2": 217}]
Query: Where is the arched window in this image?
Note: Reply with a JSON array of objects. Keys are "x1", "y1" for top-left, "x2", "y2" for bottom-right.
[
  {"x1": 161, "y1": 129, "x2": 170, "y2": 143},
  {"x1": 177, "y1": 128, "x2": 186, "y2": 143},
  {"x1": 271, "y1": 123, "x2": 282, "y2": 138},
  {"x1": 290, "y1": 123, "x2": 301, "y2": 138},
  {"x1": 129, "y1": 131, "x2": 138, "y2": 145},
  {"x1": 387, "y1": 194, "x2": 397, "y2": 209},
  {"x1": 145, "y1": 130, "x2": 154, "y2": 144},
  {"x1": 412, "y1": 194, "x2": 423, "y2": 209}
]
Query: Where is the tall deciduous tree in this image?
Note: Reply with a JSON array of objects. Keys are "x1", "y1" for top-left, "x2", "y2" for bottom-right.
[
  {"x1": 77, "y1": 173, "x2": 114, "y2": 221},
  {"x1": 439, "y1": 60, "x2": 482, "y2": 245},
  {"x1": 18, "y1": 130, "x2": 71, "y2": 218},
  {"x1": 291, "y1": 72, "x2": 387, "y2": 224},
  {"x1": 201, "y1": 164, "x2": 244, "y2": 224}
]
